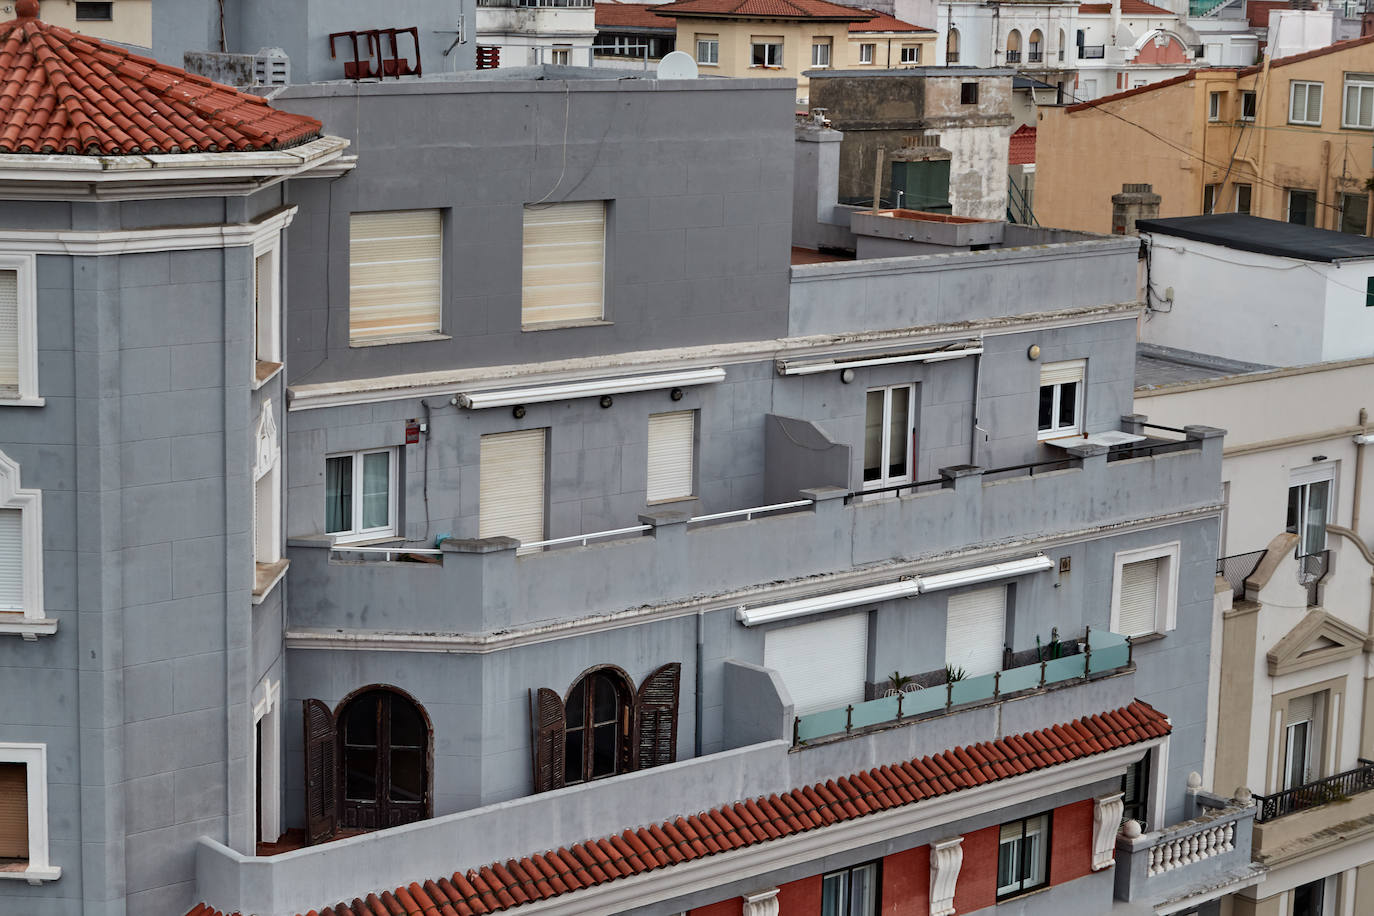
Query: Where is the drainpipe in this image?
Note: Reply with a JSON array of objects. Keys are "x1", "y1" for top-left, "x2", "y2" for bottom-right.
[
  {"x1": 1320, "y1": 139, "x2": 1332, "y2": 229},
  {"x1": 970, "y1": 337, "x2": 985, "y2": 466},
  {"x1": 694, "y1": 608, "x2": 705, "y2": 758},
  {"x1": 1354, "y1": 406, "x2": 1369, "y2": 537}
]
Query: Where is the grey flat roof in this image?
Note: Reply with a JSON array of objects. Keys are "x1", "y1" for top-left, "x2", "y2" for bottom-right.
[
  {"x1": 1135, "y1": 343, "x2": 1273, "y2": 390},
  {"x1": 1137, "y1": 213, "x2": 1374, "y2": 262}
]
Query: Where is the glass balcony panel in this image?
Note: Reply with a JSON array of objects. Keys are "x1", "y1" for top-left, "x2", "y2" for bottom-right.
[
  {"x1": 797, "y1": 706, "x2": 850, "y2": 742},
  {"x1": 950, "y1": 672, "x2": 997, "y2": 705},
  {"x1": 1044, "y1": 655, "x2": 1085, "y2": 685},
  {"x1": 850, "y1": 694, "x2": 901, "y2": 730},
  {"x1": 998, "y1": 664, "x2": 1041, "y2": 694}
]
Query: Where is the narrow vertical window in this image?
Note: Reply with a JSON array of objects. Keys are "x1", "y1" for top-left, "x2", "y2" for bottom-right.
[
  {"x1": 479, "y1": 429, "x2": 547, "y2": 548},
  {"x1": 0, "y1": 255, "x2": 38, "y2": 403},
  {"x1": 997, "y1": 813, "x2": 1051, "y2": 898},
  {"x1": 324, "y1": 449, "x2": 396, "y2": 542},
  {"x1": 863, "y1": 384, "x2": 914, "y2": 490},
  {"x1": 1037, "y1": 359, "x2": 1084, "y2": 439},
  {"x1": 646, "y1": 410, "x2": 696, "y2": 502}
]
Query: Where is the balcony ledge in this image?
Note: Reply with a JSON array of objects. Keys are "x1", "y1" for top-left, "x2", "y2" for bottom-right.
[{"x1": 1255, "y1": 810, "x2": 1374, "y2": 868}]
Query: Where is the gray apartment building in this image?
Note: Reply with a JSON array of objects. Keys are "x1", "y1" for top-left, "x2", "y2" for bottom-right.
[{"x1": 0, "y1": 2, "x2": 1264, "y2": 915}]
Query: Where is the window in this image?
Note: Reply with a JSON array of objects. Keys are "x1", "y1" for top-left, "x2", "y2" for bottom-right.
[
  {"x1": 522, "y1": 201, "x2": 606, "y2": 327},
  {"x1": 859, "y1": 42, "x2": 874, "y2": 64},
  {"x1": 1037, "y1": 359, "x2": 1084, "y2": 439},
  {"x1": 696, "y1": 35, "x2": 718, "y2": 64},
  {"x1": 1203, "y1": 183, "x2": 1219, "y2": 214},
  {"x1": 1208, "y1": 92, "x2": 1222, "y2": 121},
  {"x1": 1028, "y1": 29, "x2": 1042, "y2": 61},
  {"x1": 1288, "y1": 464, "x2": 1335, "y2": 557},
  {"x1": 0, "y1": 254, "x2": 38, "y2": 404},
  {"x1": 479, "y1": 429, "x2": 547, "y2": 548},
  {"x1": 945, "y1": 585, "x2": 1007, "y2": 678},
  {"x1": 822, "y1": 861, "x2": 880, "y2": 916},
  {"x1": 1287, "y1": 189, "x2": 1317, "y2": 227},
  {"x1": 349, "y1": 210, "x2": 442, "y2": 344},
  {"x1": 253, "y1": 236, "x2": 281, "y2": 379},
  {"x1": 1289, "y1": 81, "x2": 1323, "y2": 125},
  {"x1": 550, "y1": 46, "x2": 571, "y2": 65},
  {"x1": 960, "y1": 82, "x2": 979, "y2": 104},
  {"x1": 253, "y1": 401, "x2": 281, "y2": 573},
  {"x1": 1121, "y1": 754, "x2": 1151, "y2": 829},
  {"x1": 900, "y1": 44, "x2": 919, "y2": 64},
  {"x1": 764, "y1": 614, "x2": 868, "y2": 715},
  {"x1": 325, "y1": 449, "x2": 395, "y2": 543},
  {"x1": 811, "y1": 40, "x2": 831, "y2": 68},
  {"x1": 74, "y1": 1, "x2": 113, "y2": 20},
  {"x1": 1005, "y1": 29, "x2": 1021, "y2": 63},
  {"x1": 863, "y1": 384, "x2": 914, "y2": 489},
  {"x1": 1110, "y1": 542, "x2": 1181, "y2": 637},
  {"x1": 1058, "y1": 29, "x2": 1065, "y2": 61},
  {"x1": 1367, "y1": 276, "x2": 1374, "y2": 307},
  {"x1": 1241, "y1": 90, "x2": 1256, "y2": 120},
  {"x1": 1235, "y1": 183, "x2": 1252, "y2": 214},
  {"x1": 530, "y1": 663, "x2": 681, "y2": 791},
  {"x1": 1343, "y1": 76, "x2": 1374, "y2": 128},
  {"x1": 1293, "y1": 878, "x2": 1328, "y2": 916},
  {"x1": 1340, "y1": 193, "x2": 1368, "y2": 234},
  {"x1": 751, "y1": 39, "x2": 783, "y2": 67},
  {"x1": 0, "y1": 744, "x2": 58, "y2": 882},
  {"x1": 947, "y1": 28, "x2": 959, "y2": 64},
  {"x1": 646, "y1": 411, "x2": 695, "y2": 502},
  {"x1": 252, "y1": 678, "x2": 281, "y2": 847},
  {"x1": 997, "y1": 813, "x2": 1051, "y2": 899},
  {"x1": 1283, "y1": 692, "x2": 1326, "y2": 789},
  {"x1": 0, "y1": 449, "x2": 44, "y2": 632}
]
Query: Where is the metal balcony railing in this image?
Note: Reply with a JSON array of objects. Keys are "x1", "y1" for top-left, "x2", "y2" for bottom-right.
[
  {"x1": 1027, "y1": 50, "x2": 1043, "y2": 62},
  {"x1": 1253, "y1": 759, "x2": 1374, "y2": 822},
  {"x1": 1216, "y1": 550, "x2": 1264, "y2": 600},
  {"x1": 1078, "y1": 45, "x2": 1105, "y2": 59},
  {"x1": 1300, "y1": 548, "x2": 1330, "y2": 605},
  {"x1": 1005, "y1": 50, "x2": 1022, "y2": 62}
]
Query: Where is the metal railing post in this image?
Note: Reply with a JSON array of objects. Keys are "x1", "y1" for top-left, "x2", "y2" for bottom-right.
[{"x1": 845, "y1": 704, "x2": 854, "y2": 734}]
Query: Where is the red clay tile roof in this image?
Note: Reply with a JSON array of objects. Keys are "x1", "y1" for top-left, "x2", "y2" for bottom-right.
[
  {"x1": 1238, "y1": 32, "x2": 1374, "y2": 75},
  {"x1": 1009, "y1": 124, "x2": 1035, "y2": 165},
  {"x1": 1066, "y1": 68, "x2": 1215, "y2": 112},
  {"x1": 185, "y1": 701, "x2": 1168, "y2": 916},
  {"x1": 654, "y1": 0, "x2": 875, "y2": 22},
  {"x1": 849, "y1": 10, "x2": 932, "y2": 32},
  {"x1": 596, "y1": 2, "x2": 677, "y2": 29},
  {"x1": 1079, "y1": 0, "x2": 1173, "y2": 14},
  {"x1": 0, "y1": 0, "x2": 322, "y2": 155}
]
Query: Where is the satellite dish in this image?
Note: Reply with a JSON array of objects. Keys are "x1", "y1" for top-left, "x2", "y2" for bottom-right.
[{"x1": 657, "y1": 50, "x2": 699, "y2": 80}]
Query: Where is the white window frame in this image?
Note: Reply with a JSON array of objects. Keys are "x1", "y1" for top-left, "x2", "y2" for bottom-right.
[
  {"x1": 1208, "y1": 91, "x2": 1222, "y2": 121},
  {"x1": 253, "y1": 401, "x2": 282, "y2": 595},
  {"x1": 996, "y1": 812, "x2": 1051, "y2": 899},
  {"x1": 550, "y1": 45, "x2": 572, "y2": 65},
  {"x1": 0, "y1": 253, "x2": 40, "y2": 407},
  {"x1": 1289, "y1": 80, "x2": 1323, "y2": 125},
  {"x1": 858, "y1": 42, "x2": 874, "y2": 64},
  {"x1": 1288, "y1": 462, "x2": 1337, "y2": 557},
  {"x1": 811, "y1": 40, "x2": 831, "y2": 68},
  {"x1": 1240, "y1": 90, "x2": 1256, "y2": 121},
  {"x1": 252, "y1": 233, "x2": 282, "y2": 385},
  {"x1": 1343, "y1": 76, "x2": 1374, "y2": 129},
  {"x1": 0, "y1": 743, "x2": 60, "y2": 883},
  {"x1": 646, "y1": 410, "x2": 697, "y2": 503},
  {"x1": 324, "y1": 448, "x2": 397, "y2": 544},
  {"x1": 751, "y1": 39, "x2": 783, "y2": 68},
  {"x1": 1037, "y1": 358, "x2": 1085, "y2": 441},
  {"x1": 1109, "y1": 541, "x2": 1181, "y2": 637},
  {"x1": 252, "y1": 678, "x2": 281, "y2": 846},
  {"x1": 900, "y1": 44, "x2": 919, "y2": 64},
  {"x1": 696, "y1": 36, "x2": 719, "y2": 64},
  {"x1": 863, "y1": 383, "x2": 916, "y2": 491},
  {"x1": 0, "y1": 449, "x2": 50, "y2": 639}
]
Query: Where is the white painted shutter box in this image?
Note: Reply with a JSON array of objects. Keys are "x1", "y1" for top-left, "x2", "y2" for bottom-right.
[
  {"x1": 0, "y1": 269, "x2": 17, "y2": 392},
  {"x1": 763, "y1": 614, "x2": 868, "y2": 715},
  {"x1": 0, "y1": 508, "x2": 21, "y2": 611},
  {"x1": 522, "y1": 201, "x2": 605, "y2": 326},
  {"x1": 349, "y1": 210, "x2": 442, "y2": 341},
  {"x1": 1288, "y1": 694, "x2": 1314, "y2": 726},
  {"x1": 646, "y1": 411, "x2": 695, "y2": 502},
  {"x1": 479, "y1": 430, "x2": 547, "y2": 547},
  {"x1": 944, "y1": 586, "x2": 1006, "y2": 677},
  {"x1": 1118, "y1": 558, "x2": 1159, "y2": 637},
  {"x1": 1039, "y1": 359, "x2": 1084, "y2": 387}
]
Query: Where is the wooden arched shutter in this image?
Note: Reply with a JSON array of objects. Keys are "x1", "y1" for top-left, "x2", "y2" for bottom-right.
[
  {"x1": 302, "y1": 698, "x2": 337, "y2": 844},
  {"x1": 634, "y1": 663, "x2": 681, "y2": 771},
  {"x1": 529, "y1": 687, "x2": 566, "y2": 793}
]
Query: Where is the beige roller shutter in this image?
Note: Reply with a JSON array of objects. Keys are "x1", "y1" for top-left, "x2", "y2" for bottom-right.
[
  {"x1": 349, "y1": 210, "x2": 442, "y2": 342},
  {"x1": 522, "y1": 201, "x2": 605, "y2": 326},
  {"x1": 1118, "y1": 558, "x2": 1160, "y2": 637},
  {"x1": 1039, "y1": 359, "x2": 1085, "y2": 387},
  {"x1": 0, "y1": 762, "x2": 28, "y2": 860},
  {"x1": 764, "y1": 613, "x2": 868, "y2": 715},
  {"x1": 646, "y1": 411, "x2": 695, "y2": 502},
  {"x1": 945, "y1": 586, "x2": 1006, "y2": 678},
  {"x1": 479, "y1": 429, "x2": 547, "y2": 547},
  {"x1": 0, "y1": 268, "x2": 17, "y2": 395},
  {"x1": 0, "y1": 508, "x2": 21, "y2": 612}
]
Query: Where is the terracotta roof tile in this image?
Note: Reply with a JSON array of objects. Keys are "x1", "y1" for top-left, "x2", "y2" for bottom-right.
[
  {"x1": 187, "y1": 702, "x2": 1168, "y2": 916},
  {"x1": 1009, "y1": 124, "x2": 1035, "y2": 164},
  {"x1": 849, "y1": 10, "x2": 932, "y2": 31},
  {"x1": 1079, "y1": 0, "x2": 1172, "y2": 13},
  {"x1": 0, "y1": 0, "x2": 320, "y2": 154},
  {"x1": 595, "y1": 2, "x2": 677, "y2": 29},
  {"x1": 654, "y1": 0, "x2": 875, "y2": 21}
]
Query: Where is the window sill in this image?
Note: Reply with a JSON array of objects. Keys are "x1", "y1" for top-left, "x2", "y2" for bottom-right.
[
  {"x1": 349, "y1": 331, "x2": 451, "y2": 348},
  {"x1": 1037, "y1": 429, "x2": 1083, "y2": 442},
  {"x1": 253, "y1": 360, "x2": 283, "y2": 389},
  {"x1": 0, "y1": 863, "x2": 61, "y2": 885},
  {"x1": 647, "y1": 495, "x2": 697, "y2": 507},
  {"x1": 1125, "y1": 631, "x2": 1167, "y2": 645},
  {"x1": 0, "y1": 616, "x2": 59, "y2": 640},
  {"x1": 0, "y1": 396, "x2": 45, "y2": 408},
  {"x1": 521, "y1": 318, "x2": 612, "y2": 332},
  {"x1": 330, "y1": 533, "x2": 402, "y2": 548},
  {"x1": 252, "y1": 558, "x2": 290, "y2": 605}
]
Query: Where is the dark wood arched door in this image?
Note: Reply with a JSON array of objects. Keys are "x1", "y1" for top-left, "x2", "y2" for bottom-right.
[{"x1": 338, "y1": 688, "x2": 431, "y2": 830}]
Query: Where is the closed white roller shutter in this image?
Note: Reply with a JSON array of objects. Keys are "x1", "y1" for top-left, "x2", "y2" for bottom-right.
[
  {"x1": 479, "y1": 429, "x2": 547, "y2": 547},
  {"x1": 945, "y1": 586, "x2": 1006, "y2": 677},
  {"x1": 0, "y1": 269, "x2": 17, "y2": 394},
  {"x1": 646, "y1": 411, "x2": 695, "y2": 502},
  {"x1": 349, "y1": 210, "x2": 442, "y2": 342},
  {"x1": 1118, "y1": 558, "x2": 1159, "y2": 637},
  {"x1": 1040, "y1": 359, "x2": 1085, "y2": 387},
  {"x1": 1288, "y1": 693, "x2": 1314, "y2": 726},
  {"x1": 0, "y1": 508, "x2": 21, "y2": 611},
  {"x1": 522, "y1": 201, "x2": 605, "y2": 326},
  {"x1": 763, "y1": 613, "x2": 868, "y2": 715}
]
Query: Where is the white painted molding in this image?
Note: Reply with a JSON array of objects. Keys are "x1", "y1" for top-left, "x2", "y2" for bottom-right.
[
  {"x1": 0, "y1": 448, "x2": 44, "y2": 626},
  {"x1": 0, "y1": 252, "x2": 38, "y2": 404},
  {"x1": 1092, "y1": 792, "x2": 1124, "y2": 871},
  {"x1": 255, "y1": 400, "x2": 278, "y2": 482},
  {"x1": 929, "y1": 836, "x2": 964, "y2": 916},
  {"x1": 1109, "y1": 540, "x2": 1182, "y2": 636},
  {"x1": 0, "y1": 743, "x2": 60, "y2": 884},
  {"x1": 0, "y1": 206, "x2": 297, "y2": 257},
  {"x1": 741, "y1": 887, "x2": 780, "y2": 916}
]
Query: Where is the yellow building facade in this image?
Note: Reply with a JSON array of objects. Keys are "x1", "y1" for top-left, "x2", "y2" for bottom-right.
[
  {"x1": 1036, "y1": 35, "x2": 1374, "y2": 235},
  {"x1": 36, "y1": 0, "x2": 150, "y2": 47}
]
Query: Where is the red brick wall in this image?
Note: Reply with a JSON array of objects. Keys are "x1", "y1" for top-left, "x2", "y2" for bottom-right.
[
  {"x1": 1050, "y1": 799, "x2": 1096, "y2": 885},
  {"x1": 691, "y1": 899, "x2": 742, "y2": 916},
  {"x1": 881, "y1": 845, "x2": 929, "y2": 916},
  {"x1": 952, "y1": 824, "x2": 999, "y2": 913},
  {"x1": 777, "y1": 873, "x2": 821, "y2": 913}
]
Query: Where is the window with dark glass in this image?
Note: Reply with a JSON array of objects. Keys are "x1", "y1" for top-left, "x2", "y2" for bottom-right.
[
  {"x1": 563, "y1": 668, "x2": 632, "y2": 785},
  {"x1": 1293, "y1": 878, "x2": 1326, "y2": 916},
  {"x1": 1121, "y1": 754, "x2": 1151, "y2": 828},
  {"x1": 1287, "y1": 475, "x2": 1332, "y2": 557},
  {"x1": 1287, "y1": 189, "x2": 1316, "y2": 227},
  {"x1": 1241, "y1": 90, "x2": 1256, "y2": 120},
  {"x1": 821, "y1": 861, "x2": 879, "y2": 916},
  {"x1": 1340, "y1": 193, "x2": 1368, "y2": 235},
  {"x1": 1235, "y1": 183, "x2": 1252, "y2": 214},
  {"x1": 75, "y1": 2, "x2": 113, "y2": 20},
  {"x1": 997, "y1": 813, "x2": 1051, "y2": 899},
  {"x1": 961, "y1": 82, "x2": 978, "y2": 104}
]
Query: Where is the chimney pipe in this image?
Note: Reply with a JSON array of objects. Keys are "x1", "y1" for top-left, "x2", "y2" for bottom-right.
[{"x1": 1111, "y1": 183, "x2": 1161, "y2": 235}]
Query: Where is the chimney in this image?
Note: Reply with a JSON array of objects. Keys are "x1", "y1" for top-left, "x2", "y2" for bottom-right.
[{"x1": 1111, "y1": 183, "x2": 1161, "y2": 235}]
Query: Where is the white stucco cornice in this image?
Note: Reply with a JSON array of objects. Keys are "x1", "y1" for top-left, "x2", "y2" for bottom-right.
[{"x1": 0, "y1": 205, "x2": 297, "y2": 256}]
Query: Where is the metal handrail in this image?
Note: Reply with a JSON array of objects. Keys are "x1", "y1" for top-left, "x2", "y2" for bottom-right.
[
  {"x1": 844, "y1": 477, "x2": 945, "y2": 504},
  {"x1": 689, "y1": 499, "x2": 813, "y2": 525},
  {"x1": 1216, "y1": 550, "x2": 1265, "y2": 599},
  {"x1": 984, "y1": 458, "x2": 1074, "y2": 477},
  {"x1": 1141, "y1": 422, "x2": 1190, "y2": 437},
  {"x1": 521, "y1": 525, "x2": 652, "y2": 551},
  {"x1": 332, "y1": 545, "x2": 444, "y2": 561},
  {"x1": 1253, "y1": 759, "x2": 1374, "y2": 822}
]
